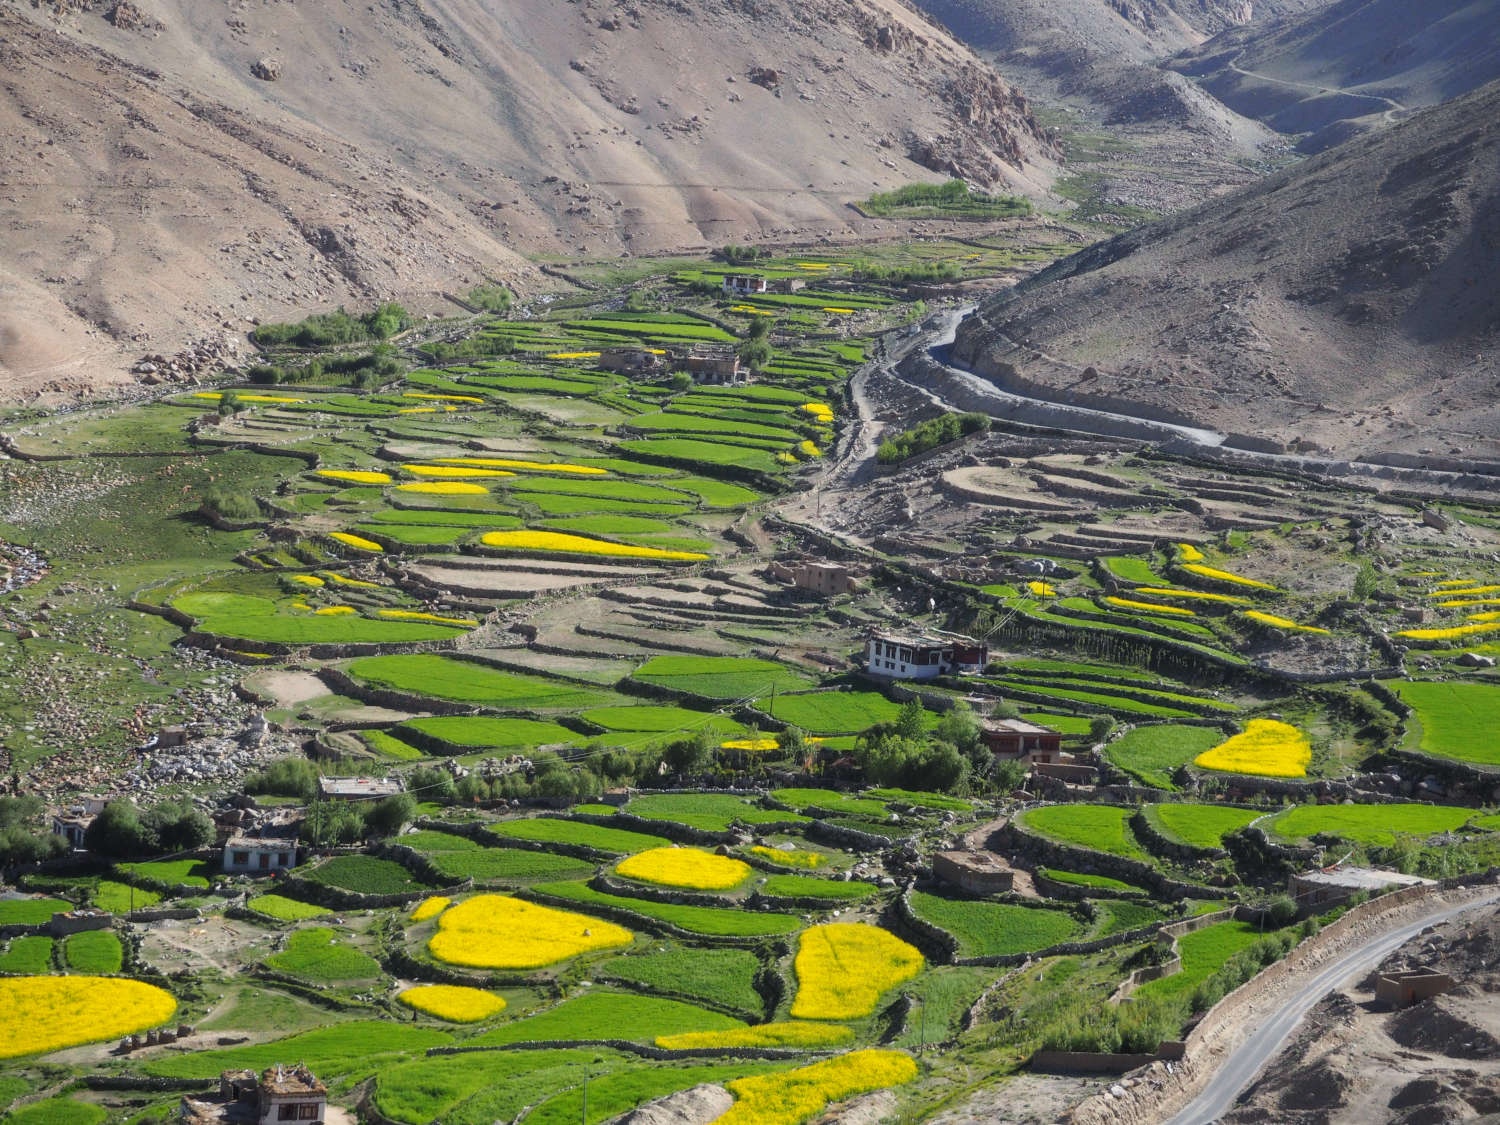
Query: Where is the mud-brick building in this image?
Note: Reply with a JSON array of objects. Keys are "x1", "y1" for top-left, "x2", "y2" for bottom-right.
[
  {"x1": 179, "y1": 1064, "x2": 326, "y2": 1123},
  {"x1": 933, "y1": 850, "x2": 1014, "y2": 894},
  {"x1": 981, "y1": 719, "x2": 1064, "y2": 762}
]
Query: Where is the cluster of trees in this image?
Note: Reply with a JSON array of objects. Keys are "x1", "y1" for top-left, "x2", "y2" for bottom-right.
[
  {"x1": 251, "y1": 303, "x2": 411, "y2": 348},
  {"x1": 876, "y1": 411, "x2": 989, "y2": 464},
  {"x1": 715, "y1": 244, "x2": 774, "y2": 264},
  {"x1": 467, "y1": 283, "x2": 512, "y2": 313},
  {"x1": 246, "y1": 349, "x2": 401, "y2": 388},
  {"x1": 84, "y1": 799, "x2": 214, "y2": 859},
  {"x1": 299, "y1": 794, "x2": 417, "y2": 846},
  {"x1": 851, "y1": 700, "x2": 1026, "y2": 795},
  {"x1": 200, "y1": 485, "x2": 261, "y2": 523},
  {"x1": 423, "y1": 334, "x2": 515, "y2": 363},
  {"x1": 862, "y1": 179, "x2": 1033, "y2": 219},
  {"x1": 737, "y1": 315, "x2": 773, "y2": 373},
  {"x1": 0, "y1": 797, "x2": 68, "y2": 866},
  {"x1": 848, "y1": 259, "x2": 962, "y2": 284}
]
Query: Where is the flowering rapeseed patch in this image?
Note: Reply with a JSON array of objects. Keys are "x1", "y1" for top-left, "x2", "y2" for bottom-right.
[
  {"x1": 1104, "y1": 596, "x2": 1196, "y2": 616},
  {"x1": 707, "y1": 1050, "x2": 918, "y2": 1125},
  {"x1": 315, "y1": 469, "x2": 392, "y2": 484},
  {"x1": 290, "y1": 574, "x2": 325, "y2": 586},
  {"x1": 404, "y1": 393, "x2": 485, "y2": 404},
  {"x1": 750, "y1": 846, "x2": 824, "y2": 869},
  {"x1": 1193, "y1": 719, "x2": 1310, "y2": 779},
  {"x1": 1180, "y1": 563, "x2": 1276, "y2": 590},
  {"x1": 409, "y1": 896, "x2": 451, "y2": 922},
  {"x1": 790, "y1": 923, "x2": 922, "y2": 1020},
  {"x1": 1027, "y1": 580, "x2": 1055, "y2": 596},
  {"x1": 1396, "y1": 621, "x2": 1500, "y2": 641},
  {"x1": 657, "y1": 1022, "x2": 853, "y2": 1050},
  {"x1": 397, "y1": 984, "x2": 506, "y2": 1022},
  {"x1": 1242, "y1": 610, "x2": 1328, "y2": 634},
  {"x1": 428, "y1": 894, "x2": 632, "y2": 969},
  {"x1": 1134, "y1": 587, "x2": 1250, "y2": 604},
  {"x1": 0, "y1": 977, "x2": 177, "y2": 1060},
  {"x1": 329, "y1": 532, "x2": 383, "y2": 552},
  {"x1": 378, "y1": 610, "x2": 477, "y2": 626},
  {"x1": 616, "y1": 847, "x2": 751, "y2": 891},
  {"x1": 481, "y1": 530, "x2": 709, "y2": 562},
  {"x1": 395, "y1": 481, "x2": 490, "y2": 495},
  {"x1": 438, "y1": 458, "x2": 607, "y2": 475},
  {"x1": 403, "y1": 465, "x2": 516, "y2": 478}
]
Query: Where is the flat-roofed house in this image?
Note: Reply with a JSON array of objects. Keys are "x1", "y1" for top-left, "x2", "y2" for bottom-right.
[{"x1": 865, "y1": 631, "x2": 989, "y2": 680}]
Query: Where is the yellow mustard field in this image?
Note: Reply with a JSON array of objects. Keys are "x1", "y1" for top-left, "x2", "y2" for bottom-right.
[
  {"x1": 616, "y1": 847, "x2": 751, "y2": 891},
  {"x1": 1180, "y1": 563, "x2": 1276, "y2": 590},
  {"x1": 1194, "y1": 719, "x2": 1311, "y2": 779},
  {"x1": 722, "y1": 738, "x2": 779, "y2": 752},
  {"x1": 1396, "y1": 621, "x2": 1500, "y2": 641},
  {"x1": 1027, "y1": 580, "x2": 1055, "y2": 596},
  {"x1": 403, "y1": 464, "x2": 517, "y2": 478},
  {"x1": 329, "y1": 532, "x2": 383, "y2": 552},
  {"x1": 438, "y1": 458, "x2": 607, "y2": 475},
  {"x1": 404, "y1": 393, "x2": 485, "y2": 404},
  {"x1": 657, "y1": 1022, "x2": 853, "y2": 1050},
  {"x1": 409, "y1": 896, "x2": 451, "y2": 922},
  {"x1": 1176, "y1": 543, "x2": 1204, "y2": 562},
  {"x1": 428, "y1": 894, "x2": 632, "y2": 969},
  {"x1": 290, "y1": 574, "x2": 324, "y2": 586},
  {"x1": 707, "y1": 1049, "x2": 918, "y2": 1125},
  {"x1": 379, "y1": 609, "x2": 477, "y2": 626},
  {"x1": 1105, "y1": 596, "x2": 1195, "y2": 616},
  {"x1": 481, "y1": 530, "x2": 709, "y2": 562},
  {"x1": 750, "y1": 846, "x2": 824, "y2": 869},
  {"x1": 1135, "y1": 587, "x2": 1249, "y2": 604},
  {"x1": 316, "y1": 469, "x2": 392, "y2": 484},
  {"x1": 396, "y1": 481, "x2": 490, "y2": 495},
  {"x1": 790, "y1": 923, "x2": 923, "y2": 1020},
  {"x1": 1425, "y1": 584, "x2": 1500, "y2": 598},
  {"x1": 1243, "y1": 610, "x2": 1328, "y2": 634},
  {"x1": 397, "y1": 984, "x2": 506, "y2": 1022},
  {"x1": 0, "y1": 977, "x2": 178, "y2": 1060}
]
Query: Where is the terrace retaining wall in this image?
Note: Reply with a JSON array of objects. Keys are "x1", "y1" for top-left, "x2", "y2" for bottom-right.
[
  {"x1": 1130, "y1": 809, "x2": 1226, "y2": 862},
  {"x1": 1032, "y1": 871, "x2": 1153, "y2": 902},
  {"x1": 1001, "y1": 816, "x2": 1220, "y2": 900}
]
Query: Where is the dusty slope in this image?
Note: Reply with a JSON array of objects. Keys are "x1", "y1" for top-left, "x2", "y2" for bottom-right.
[
  {"x1": 1170, "y1": 0, "x2": 1500, "y2": 151},
  {"x1": 951, "y1": 80, "x2": 1500, "y2": 461},
  {"x1": 0, "y1": 0, "x2": 1056, "y2": 404}
]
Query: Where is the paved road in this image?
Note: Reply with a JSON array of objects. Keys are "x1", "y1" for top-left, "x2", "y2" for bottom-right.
[{"x1": 1165, "y1": 889, "x2": 1500, "y2": 1125}]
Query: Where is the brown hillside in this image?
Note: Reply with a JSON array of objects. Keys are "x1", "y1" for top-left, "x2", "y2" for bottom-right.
[
  {"x1": 951, "y1": 79, "x2": 1500, "y2": 460},
  {"x1": 0, "y1": 0, "x2": 1056, "y2": 402}
]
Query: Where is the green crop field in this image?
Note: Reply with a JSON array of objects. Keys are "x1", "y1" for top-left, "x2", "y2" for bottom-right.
[
  {"x1": 1266, "y1": 803, "x2": 1478, "y2": 846},
  {"x1": 865, "y1": 788, "x2": 974, "y2": 811},
  {"x1": 489, "y1": 818, "x2": 670, "y2": 854},
  {"x1": 991, "y1": 679, "x2": 1197, "y2": 719},
  {"x1": 348, "y1": 654, "x2": 608, "y2": 710},
  {"x1": 623, "y1": 793, "x2": 804, "y2": 832},
  {"x1": 631, "y1": 655, "x2": 814, "y2": 700},
  {"x1": 534, "y1": 881, "x2": 801, "y2": 937},
  {"x1": 62, "y1": 930, "x2": 123, "y2": 973},
  {"x1": 771, "y1": 788, "x2": 889, "y2": 817},
  {"x1": 470, "y1": 989, "x2": 744, "y2": 1045},
  {"x1": 0, "y1": 898, "x2": 70, "y2": 925},
  {"x1": 170, "y1": 592, "x2": 468, "y2": 646},
  {"x1": 1145, "y1": 804, "x2": 1259, "y2": 850},
  {"x1": 581, "y1": 705, "x2": 734, "y2": 733},
  {"x1": 616, "y1": 438, "x2": 783, "y2": 473},
  {"x1": 91, "y1": 880, "x2": 160, "y2": 913},
  {"x1": 1093, "y1": 900, "x2": 1167, "y2": 936},
  {"x1": 1394, "y1": 681, "x2": 1500, "y2": 765},
  {"x1": 0, "y1": 936, "x2": 54, "y2": 973},
  {"x1": 1104, "y1": 725, "x2": 1225, "y2": 790},
  {"x1": 909, "y1": 893, "x2": 1082, "y2": 957},
  {"x1": 427, "y1": 848, "x2": 592, "y2": 884},
  {"x1": 1019, "y1": 805, "x2": 1148, "y2": 860},
  {"x1": 145, "y1": 1022, "x2": 451, "y2": 1080},
  {"x1": 303, "y1": 855, "x2": 432, "y2": 895},
  {"x1": 246, "y1": 893, "x2": 332, "y2": 922},
  {"x1": 399, "y1": 715, "x2": 581, "y2": 751},
  {"x1": 266, "y1": 927, "x2": 382, "y2": 981},
  {"x1": 1101, "y1": 556, "x2": 1165, "y2": 584},
  {"x1": 760, "y1": 874, "x2": 875, "y2": 902},
  {"x1": 1038, "y1": 868, "x2": 1144, "y2": 894},
  {"x1": 1135, "y1": 922, "x2": 1266, "y2": 1002},
  {"x1": 598, "y1": 947, "x2": 763, "y2": 1014},
  {"x1": 521, "y1": 1061, "x2": 790, "y2": 1125},
  {"x1": 6, "y1": 1096, "x2": 109, "y2": 1125},
  {"x1": 116, "y1": 858, "x2": 214, "y2": 887},
  {"x1": 755, "y1": 690, "x2": 905, "y2": 734}
]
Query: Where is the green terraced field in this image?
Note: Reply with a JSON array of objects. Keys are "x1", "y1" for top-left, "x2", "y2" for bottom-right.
[
  {"x1": 348, "y1": 654, "x2": 609, "y2": 710},
  {"x1": 266, "y1": 927, "x2": 381, "y2": 981},
  {"x1": 489, "y1": 818, "x2": 670, "y2": 855},
  {"x1": 623, "y1": 793, "x2": 805, "y2": 832},
  {"x1": 598, "y1": 948, "x2": 764, "y2": 1014},
  {"x1": 759, "y1": 874, "x2": 875, "y2": 902},
  {"x1": 398, "y1": 716, "x2": 582, "y2": 751},
  {"x1": 303, "y1": 856, "x2": 433, "y2": 895},
  {"x1": 62, "y1": 930, "x2": 123, "y2": 973},
  {"x1": 533, "y1": 881, "x2": 801, "y2": 937},
  {"x1": 470, "y1": 989, "x2": 743, "y2": 1045},
  {"x1": 1394, "y1": 681, "x2": 1500, "y2": 766},
  {"x1": 909, "y1": 893, "x2": 1082, "y2": 957},
  {"x1": 1144, "y1": 804, "x2": 1259, "y2": 850},
  {"x1": 1135, "y1": 921, "x2": 1265, "y2": 1002},
  {"x1": 631, "y1": 655, "x2": 814, "y2": 700},
  {"x1": 754, "y1": 690, "x2": 906, "y2": 734},
  {"x1": 1104, "y1": 725, "x2": 1226, "y2": 790},
  {"x1": 1019, "y1": 805, "x2": 1148, "y2": 860},
  {"x1": 1265, "y1": 803, "x2": 1479, "y2": 846}
]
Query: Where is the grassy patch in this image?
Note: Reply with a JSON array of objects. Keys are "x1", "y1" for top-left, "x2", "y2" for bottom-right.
[
  {"x1": 62, "y1": 930, "x2": 123, "y2": 973},
  {"x1": 144, "y1": 1021, "x2": 451, "y2": 1079},
  {"x1": 1266, "y1": 803, "x2": 1477, "y2": 846},
  {"x1": 0, "y1": 898, "x2": 70, "y2": 925},
  {"x1": 349, "y1": 654, "x2": 608, "y2": 710},
  {"x1": 760, "y1": 874, "x2": 874, "y2": 902},
  {"x1": 5, "y1": 1097, "x2": 109, "y2": 1125},
  {"x1": 598, "y1": 948, "x2": 763, "y2": 1014},
  {"x1": 1145, "y1": 804, "x2": 1259, "y2": 850},
  {"x1": 632, "y1": 655, "x2": 814, "y2": 700},
  {"x1": 471, "y1": 989, "x2": 743, "y2": 1046},
  {"x1": 116, "y1": 859, "x2": 214, "y2": 888},
  {"x1": 1104, "y1": 725, "x2": 1224, "y2": 790},
  {"x1": 428, "y1": 848, "x2": 592, "y2": 885},
  {"x1": 771, "y1": 788, "x2": 888, "y2": 817},
  {"x1": 303, "y1": 855, "x2": 432, "y2": 895},
  {"x1": 909, "y1": 893, "x2": 1082, "y2": 956},
  {"x1": 1394, "y1": 681, "x2": 1500, "y2": 765},
  {"x1": 1019, "y1": 805, "x2": 1148, "y2": 861},
  {"x1": 399, "y1": 715, "x2": 581, "y2": 751},
  {"x1": 0, "y1": 936, "x2": 54, "y2": 973},
  {"x1": 266, "y1": 927, "x2": 382, "y2": 981},
  {"x1": 489, "y1": 818, "x2": 669, "y2": 855},
  {"x1": 755, "y1": 691, "x2": 904, "y2": 734},
  {"x1": 1037, "y1": 868, "x2": 1143, "y2": 893},
  {"x1": 246, "y1": 893, "x2": 331, "y2": 922},
  {"x1": 1135, "y1": 922, "x2": 1265, "y2": 1002},
  {"x1": 534, "y1": 881, "x2": 801, "y2": 937}
]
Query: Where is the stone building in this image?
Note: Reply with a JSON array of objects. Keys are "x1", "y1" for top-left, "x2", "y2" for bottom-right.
[
  {"x1": 932, "y1": 850, "x2": 1013, "y2": 895},
  {"x1": 180, "y1": 1065, "x2": 327, "y2": 1124}
]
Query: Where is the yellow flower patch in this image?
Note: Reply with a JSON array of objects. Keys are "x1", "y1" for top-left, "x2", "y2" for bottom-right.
[
  {"x1": 657, "y1": 1022, "x2": 853, "y2": 1050},
  {"x1": 1469, "y1": 611, "x2": 1500, "y2": 622},
  {"x1": 192, "y1": 391, "x2": 306, "y2": 404},
  {"x1": 437, "y1": 458, "x2": 607, "y2": 475},
  {"x1": 409, "y1": 896, "x2": 451, "y2": 922},
  {"x1": 290, "y1": 602, "x2": 313, "y2": 612},
  {"x1": 428, "y1": 895, "x2": 632, "y2": 969},
  {"x1": 797, "y1": 262, "x2": 832, "y2": 269},
  {"x1": 313, "y1": 605, "x2": 356, "y2": 616},
  {"x1": 404, "y1": 393, "x2": 485, "y2": 404},
  {"x1": 1436, "y1": 598, "x2": 1500, "y2": 608},
  {"x1": 730, "y1": 305, "x2": 774, "y2": 316},
  {"x1": 822, "y1": 307, "x2": 856, "y2": 314},
  {"x1": 1027, "y1": 580, "x2": 1055, "y2": 596},
  {"x1": 616, "y1": 847, "x2": 751, "y2": 891},
  {"x1": 395, "y1": 481, "x2": 490, "y2": 495},
  {"x1": 397, "y1": 407, "x2": 437, "y2": 414},
  {"x1": 1180, "y1": 563, "x2": 1276, "y2": 590},
  {"x1": 481, "y1": 530, "x2": 709, "y2": 562},
  {"x1": 1436, "y1": 577, "x2": 1477, "y2": 586},
  {"x1": 1104, "y1": 596, "x2": 1196, "y2": 617},
  {"x1": 1242, "y1": 610, "x2": 1328, "y2": 634},
  {"x1": 547, "y1": 351, "x2": 601, "y2": 359},
  {"x1": 790, "y1": 923, "x2": 923, "y2": 1020},
  {"x1": 723, "y1": 738, "x2": 778, "y2": 752},
  {"x1": 323, "y1": 572, "x2": 380, "y2": 588},
  {"x1": 315, "y1": 469, "x2": 393, "y2": 485},
  {"x1": 1193, "y1": 719, "x2": 1310, "y2": 779},
  {"x1": 1425, "y1": 585, "x2": 1500, "y2": 598},
  {"x1": 0, "y1": 977, "x2": 178, "y2": 1060},
  {"x1": 798, "y1": 440, "x2": 822, "y2": 459},
  {"x1": 1134, "y1": 587, "x2": 1250, "y2": 604},
  {"x1": 403, "y1": 464, "x2": 517, "y2": 478},
  {"x1": 800, "y1": 403, "x2": 834, "y2": 420},
  {"x1": 397, "y1": 984, "x2": 505, "y2": 1023},
  {"x1": 379, "y1": 609, "x2": 477, "y2": 626},
  {"x1": 1396, "y1": 621, "x2": 1500, "y2": 641},
  {"x1": 1176, "y1": 543, "x2": 1204, "y2": 562},
  {"x1": 290, "y1": 574, "x2": 325, "y2": 587},
  {"x1": 708, "y1": 1050, "x2": 918, "y2": 1125},
  {"x1": 330, "y1": 532, "x2": 383, "y2": 552},
  {"x1": 750, "y1": 845, "x2": 824, "y2": 869}
]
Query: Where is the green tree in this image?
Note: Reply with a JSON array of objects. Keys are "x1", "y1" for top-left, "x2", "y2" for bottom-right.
[
  {"x1": 84, "y1": 801, "x2": 152, "y2": 858},
  {"x1": 147, "y1": 801, "x2": 214, "y2": 853},
  {"x1": 245, "y1": 756, "x2": 319, "y2": 800},
  {"x1": 895, "y1": 699, "x2": 926, "y2": 740},
  {"x1": 1352, "y1": 558, "x2": 1378, "y2": 600},
  {"x1": 663, "y1": 729, "x2": 717, "y2": 776},
  {"x1": 365, "y1": 792, "x2": 417, "y2": 838},
  {"x1": 736, "y1": 337, "x2": 772, "y2": 373}
]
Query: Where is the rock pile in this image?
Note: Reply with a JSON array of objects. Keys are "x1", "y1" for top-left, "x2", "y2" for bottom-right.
[{"x1": 132, "y1": 336, "x2": 241, "y2": 386}]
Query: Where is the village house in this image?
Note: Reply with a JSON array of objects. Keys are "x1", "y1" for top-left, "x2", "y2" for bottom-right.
[
  {"x1": 222, "y1": 835, "x2": 299, "y2": 875},
  {"x1": 768, "y1": 559, "x2": 860, "y2": 596},
  {"x1": 317, "y1": 776, "x2": 403, "y2": 801},
  {"x1": 596, "y1": 347, "x2": 666, "y2": 376},
  {"x1": 932, "y1": 850, "x2": 1014, "y2": 895},
  {"x1": 719, "y1": 274, "x2": 806, "y2": 296},
  {"x1": 864, "y1": 631, "x2": 989, "y2": 680},
  {"x1": 681, "y1": 351, "x2": 746, "y2": 385},
  {"x1": 50, "y1": 794, "x2": 107, "y2": 850},
  {"x1": 180, "y1": 1065, "x2": 327, "y2": 1124},
  {"x1": 1288, "y1": 865, "x2": 1432, "y2": 912},
  {"x1": 981, "y1": 719, "x2": 1064, "y2": 762}
]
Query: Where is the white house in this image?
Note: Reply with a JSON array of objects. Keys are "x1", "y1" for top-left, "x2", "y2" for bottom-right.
[
  {"x1": 721, "y1": 273, "x2": 769, "y2": 295},
  {"x1": 865, "y1": 631, "x2": 989, "y2": 680},
  {"x1": 222, "y1": 836, "x2": 298, "y2": 875}
]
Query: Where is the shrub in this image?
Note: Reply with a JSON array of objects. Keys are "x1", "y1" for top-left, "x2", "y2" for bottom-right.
[
  {"x1": 245, "y1": 756, "x2": 319, "y2": 800},
  {"x1": 875, "y1": 412, "x2": 988, "y2": 463},
  {"x1": 252, "y1": 303, "x2": 410, "y2": 348},
  {"x1": 467, "y1": 283, "x2": 512, "y2": 313},
  {"x1": 201, "y1": 486, "x2": 261, "y2": 522}
]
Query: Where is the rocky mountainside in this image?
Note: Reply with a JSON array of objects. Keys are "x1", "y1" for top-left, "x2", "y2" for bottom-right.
[
  {"x1": 0, "y1": 0, "x2": 1056, "y2": 402},
  {"x1": 1169, "y1": 0, "x2": 1500, "y2": 152},
  {"x1": 951, "y1": 79, "x2": 1500, "y2": 461}
]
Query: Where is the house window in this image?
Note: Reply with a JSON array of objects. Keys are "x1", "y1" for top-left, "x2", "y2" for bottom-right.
[
  {"x1": 278, "y1": 852, "x2": 291, "y2": 866},
  {"x1": 299, "y1": 1106, "x2": 320, "y2": 1120},
  {"x1": 258, "y1": 853, "x2": 271, "y2": 869},
  {"x1": 232, "y1": 852, "x2": 249, "y2": 867},
  {"x1": 278, "y1": 1105, "x2": 299, "y2": 1121}
]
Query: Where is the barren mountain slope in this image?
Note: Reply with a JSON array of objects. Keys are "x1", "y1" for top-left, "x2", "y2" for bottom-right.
[
  {"x1": 951, "y1": 80, "x2": 1500, "y2": 461},
  {"x1": 0, "y1": 0, "x2": 1056, "y2": 403},
  {"x1": 1170, "y1": 0, "x2": 1500, "y2": 152}
]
